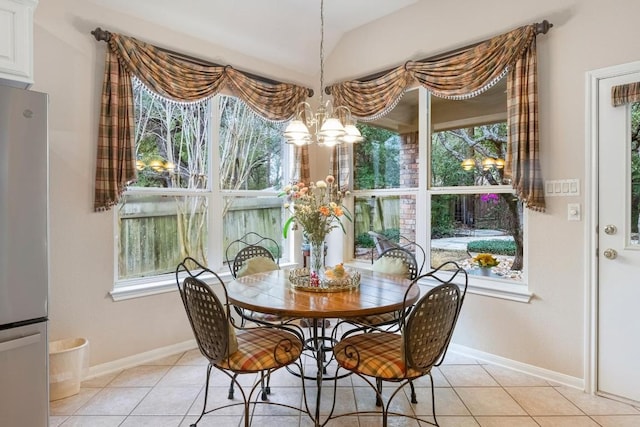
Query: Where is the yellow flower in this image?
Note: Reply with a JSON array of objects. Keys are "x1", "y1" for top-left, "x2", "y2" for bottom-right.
[{"x1": 473, "y1": 253, "x2": 499, "y2": 268}]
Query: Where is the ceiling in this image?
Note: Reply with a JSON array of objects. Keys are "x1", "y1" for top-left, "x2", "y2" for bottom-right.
[
  {"x1": 87, "y1": 0, "x2": 418, "y2": 75},
  {"x1": 370, "y1": 79, "x2": 508, "y2": 132}
]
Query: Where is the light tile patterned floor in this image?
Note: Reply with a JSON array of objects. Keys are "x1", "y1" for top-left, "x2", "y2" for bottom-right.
[{"x1": 50, "y1": 330, "x2": 640, "y2": 427}]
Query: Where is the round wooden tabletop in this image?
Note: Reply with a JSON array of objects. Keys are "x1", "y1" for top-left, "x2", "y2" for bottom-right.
[{"x1": 227, "y1": 267, "x2": 420, "y2": 319}]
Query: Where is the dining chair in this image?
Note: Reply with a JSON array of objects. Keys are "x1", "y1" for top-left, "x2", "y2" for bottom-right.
[
  {"x1": 225, "y1": 232, "x2": 283, "y2": 326},
  {"x1": 175, "y1": 257, "x2": 306, "y2": 427},
  {"x1": 348, "y1": 246, "x2": 422, "y2": 330},
  {"x1": 332, "y1": 262, "x2": 468, "y2": 426},
  {"x1": 226, "y1": 232, "x2": 281, "y2": 278}
]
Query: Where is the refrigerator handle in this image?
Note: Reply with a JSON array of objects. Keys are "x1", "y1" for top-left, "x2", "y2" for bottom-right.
[{"x1": 0, "y1": 333, "x2": 42, "y2": 353}]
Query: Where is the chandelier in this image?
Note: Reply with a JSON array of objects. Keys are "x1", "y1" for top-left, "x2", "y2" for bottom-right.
[{"x1": 284, "y1": 0, "x2": 363, "y2": 147}]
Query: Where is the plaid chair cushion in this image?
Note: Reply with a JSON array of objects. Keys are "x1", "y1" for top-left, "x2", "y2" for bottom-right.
[
  {"x1": 349, "y1": 311, "x2": 400, "y2": 326},
  {"x1": 217, "y1": 328, "x2": 302, "y2": 372},
  {"x1": 334, "y1": 332, "x2": 425, "y2": 380}
]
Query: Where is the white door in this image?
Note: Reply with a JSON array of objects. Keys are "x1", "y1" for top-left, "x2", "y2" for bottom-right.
[{"x1": 597, "y1": 68, "x2": 640, "y2": 405}]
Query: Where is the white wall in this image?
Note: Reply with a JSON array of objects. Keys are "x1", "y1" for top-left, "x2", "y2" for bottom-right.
[
  {"x1": 32, "y1": 0, "x2": 311, "y2": 366},
  {"x1": 327, "y1": 0, "x2": 640, "y2": 379},
  {"x1": 31, "y1": 0, "x2": 640, "y2": 380}
]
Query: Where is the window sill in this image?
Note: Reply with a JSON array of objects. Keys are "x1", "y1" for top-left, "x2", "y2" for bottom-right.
[
  {"x1": 110, "y1": 262, "x2": 299, "y2": 302},
  {"x1": 345, "y1": 260, "x2": 533, "y2": 303}
]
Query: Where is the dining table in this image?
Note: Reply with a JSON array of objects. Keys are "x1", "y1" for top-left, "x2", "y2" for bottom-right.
[{"x1": 226, "y1": 266, "x2": 420, "y2": 426}]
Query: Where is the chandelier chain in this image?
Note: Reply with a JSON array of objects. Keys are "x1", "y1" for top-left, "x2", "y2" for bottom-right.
[
  {"x1": 319, "y1": 0, "x2": 325, "y2": 105},
  {"x1": 282, "y1": 0, "x2": 363, "y2": 146}
]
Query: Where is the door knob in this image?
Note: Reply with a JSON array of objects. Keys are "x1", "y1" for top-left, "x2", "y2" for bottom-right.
[
  {"x1": 604, "y1": 225, "x2": 617, "y2": 235},
  {"x1": 603, "y1": 248, "x2": 618, "y2": 259}
]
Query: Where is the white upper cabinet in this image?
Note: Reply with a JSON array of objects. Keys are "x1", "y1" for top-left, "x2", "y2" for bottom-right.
[{"x1": 0, "y1": 0, "x2": 38, "y2": 88}]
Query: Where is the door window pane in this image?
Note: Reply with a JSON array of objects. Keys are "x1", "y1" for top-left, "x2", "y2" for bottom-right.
[{"x1": 631, "y1": 102, "x2": 639, "y2": 245}]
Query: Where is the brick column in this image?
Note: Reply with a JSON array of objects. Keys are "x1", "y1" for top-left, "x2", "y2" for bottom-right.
[{"x1": 399, "y1": 132, "x2": 418, "y2": 243}]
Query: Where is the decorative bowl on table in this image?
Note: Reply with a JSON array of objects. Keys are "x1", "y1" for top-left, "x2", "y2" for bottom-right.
[{"x1": 288, "y1": 265, "x2": 360, "y2": 293}]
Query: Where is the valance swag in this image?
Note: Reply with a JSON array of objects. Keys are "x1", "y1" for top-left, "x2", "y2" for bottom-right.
[
  {"x1": 612, "y1": 82, "x2": 640, "y2": 106},
  {"x1": 93, "y1": 31, "x2": 310, "y2": 211},
  {"x1": 327, "y1": 22, "x2": 550, "y2": 212}
]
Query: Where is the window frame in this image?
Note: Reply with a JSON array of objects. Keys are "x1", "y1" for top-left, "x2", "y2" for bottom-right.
[
  {"x1": 111, "y1": 92, "x2": 293, "y2": 301},
  {"x1": 349, "y1": 86, "x2": 531, "y2": 302}
]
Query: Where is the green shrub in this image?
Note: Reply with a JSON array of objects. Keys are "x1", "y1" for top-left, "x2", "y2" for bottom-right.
[
  {"x1": 432, "y1": 226, "x2": 456, "y2": 239},
  {"x1": 356, "y1": 228, "x2": 400, "y2": 248},
  {"x1": 467, "y1": 239, "x2": 516, "y2": 255},
  {"x1": 355, "y1": 233, "x2": 375, "y2": 248},
  {"x1": 381, "y1": 228, "x2": 400, "y2": 243}
]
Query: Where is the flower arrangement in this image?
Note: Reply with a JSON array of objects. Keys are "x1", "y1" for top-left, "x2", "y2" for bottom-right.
[
  {"x1": 280, "y1": 175, "x2": 351, "y2": 246},
  {"x1": 473, "y1": 253, "x2": 499, "y2": 268}
]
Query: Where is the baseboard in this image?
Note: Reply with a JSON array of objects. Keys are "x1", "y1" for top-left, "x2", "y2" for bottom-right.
[
  {"x1": 83, "y1": 340, "x2": 584, "y2": 391},
  {"x1": 84, "y1": 339, "x2": 198, "y2": 380},
  {"x1": 449, "y1": 343, "x2": 585, "y2": 390}
]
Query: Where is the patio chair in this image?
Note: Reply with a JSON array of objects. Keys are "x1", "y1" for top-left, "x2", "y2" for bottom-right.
[
  {"x1": 368, "y1": 231, "x2": 426, "y2": 274},
  {"x1": 175, "y1": 257, "x2": 305, "y2": 427},
  {"x1": 332, "y1": 262, "x2": 468, "y2": 426}
]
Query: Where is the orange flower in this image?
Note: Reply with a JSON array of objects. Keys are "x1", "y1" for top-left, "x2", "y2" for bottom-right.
[
  {"x1": 333, "y1": 206, "x2": 343, "y2": 216},
  {"x1": 319, "y1": 206, "x2": 331, "y2": 216}
]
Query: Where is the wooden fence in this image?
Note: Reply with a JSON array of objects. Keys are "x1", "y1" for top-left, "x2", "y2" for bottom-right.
[{"x1": 119, "y1": 196, "x2": 282, "y2": 278}]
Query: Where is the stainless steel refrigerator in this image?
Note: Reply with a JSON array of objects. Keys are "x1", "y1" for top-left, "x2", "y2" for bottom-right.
[{"x1": 0, "y1": 84, "x2": 49, "y2": 426}]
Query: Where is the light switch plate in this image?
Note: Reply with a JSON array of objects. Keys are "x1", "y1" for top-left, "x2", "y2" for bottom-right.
[{"x1": 545, "y1": 179, "x2": 580, "y2": 197}]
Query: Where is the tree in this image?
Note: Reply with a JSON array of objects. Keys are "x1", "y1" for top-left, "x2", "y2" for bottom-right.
[
  {"x1": 354, "y1": 125, "x2": 399, "y2": 189},
  {"x1": 131, "y1": 82, "x2": 284, "y2": 263},
  {"x1": 432, "y1": 123, "x2": 525, "y2": 270}
]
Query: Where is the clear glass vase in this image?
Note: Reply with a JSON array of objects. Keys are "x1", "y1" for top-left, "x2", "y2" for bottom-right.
[{"x1": 309, "y1": 239, "x2": 325, "y2": 281}]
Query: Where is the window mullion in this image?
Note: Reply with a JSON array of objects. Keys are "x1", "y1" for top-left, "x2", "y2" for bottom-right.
[{"x1": 209, "y1": 96, "x2": 223, "y2": 270}]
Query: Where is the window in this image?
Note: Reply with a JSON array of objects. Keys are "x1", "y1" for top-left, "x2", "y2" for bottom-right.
[
  {"x1": 115, "y1": 80, "x2": 288, "y2": 288},
  {"x1": 352, "y1": 82, "x2": 528, "y2": 295}
]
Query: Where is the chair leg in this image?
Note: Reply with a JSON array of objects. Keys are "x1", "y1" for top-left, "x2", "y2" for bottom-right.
[
  {"x1": 192, "y1": 363, "x2": 213, "y2": 426},
  {"x1": 265, "y1": 372, "x2": 271, "y2": 395},
  {"x1": 409, "y1": 379, "x2": 418, "y2": 404},
  {"x1": 375, "y1": 378, "x2": 383, "y2": 407},
  {"x1": 429, "y1": 373, "x2": 439, "y2": 426},
  {"x1": 259, "y1": 372, "x2": 268, "y2": 401},
  {"x1": 228, "y1": 373, "x2": 238, "y2": 399}
]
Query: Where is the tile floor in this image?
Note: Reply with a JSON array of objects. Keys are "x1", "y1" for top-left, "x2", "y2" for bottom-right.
[{"x1": 50, "y1": 327, "x2": 640, "y2": 427}]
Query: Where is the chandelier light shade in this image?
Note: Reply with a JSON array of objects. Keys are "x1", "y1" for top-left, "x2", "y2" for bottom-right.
[{"x1": 283, "y1": 0, "x2": 363, "y2": 146}]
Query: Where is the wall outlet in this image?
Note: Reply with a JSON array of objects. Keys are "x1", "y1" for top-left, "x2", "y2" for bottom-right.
[{"x1": 568, "y1": 203, "x2": 581, "y2": 221}]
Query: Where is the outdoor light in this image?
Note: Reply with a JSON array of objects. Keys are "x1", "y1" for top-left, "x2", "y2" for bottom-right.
[
  {"x1": 460, "y1": 158, "x2": 475, "y2": 171},
  {"x1": 482, "y1": 157, "x2": 496, "y2": 170}
]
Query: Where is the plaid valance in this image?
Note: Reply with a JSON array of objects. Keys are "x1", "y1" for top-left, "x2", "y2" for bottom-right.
[
  {"x1": 612, "y1": 82, "x2": 640, "y2": 106},
  {"x1": 328, "y1": 23, "x2": 547, "y2": 212},
  {"x1": 94, "y1": 32, "x2": 310, "y2": 211}
]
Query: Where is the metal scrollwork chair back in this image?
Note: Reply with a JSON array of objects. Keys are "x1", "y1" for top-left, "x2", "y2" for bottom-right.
[
  {"x1": 226, "y1": 232, "x2": 280, "y2": 278},
  {"x1": 332, "y1": 262, "x2": 468, "y2": 427},
  {"x1": 175, "y1": 257, "x2": 305, "y2": 427}
]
